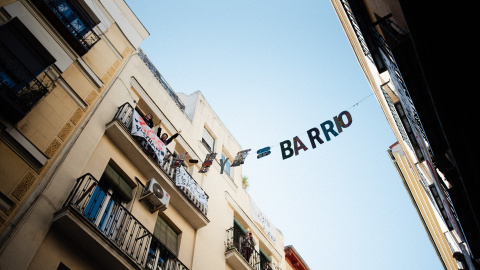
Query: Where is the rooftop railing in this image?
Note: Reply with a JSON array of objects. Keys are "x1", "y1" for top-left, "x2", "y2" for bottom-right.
[
  {"x1": 109, "y1": 103, "x2": 208, "y2": 216},
  {"x1": 63, "y1": 173, "x2": 189, "y2": 270},
  {"x1": 138, "y1": 49, "x2": 186, "y2": 112}
]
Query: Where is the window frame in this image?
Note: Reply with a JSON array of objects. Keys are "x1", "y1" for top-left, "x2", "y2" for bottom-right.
[
  {"x1": 221, "y1": 153, "x2": 232, "y2": 178},
  {"x1": 201, "y1": 127, "x2": 215, "y2": 153}
]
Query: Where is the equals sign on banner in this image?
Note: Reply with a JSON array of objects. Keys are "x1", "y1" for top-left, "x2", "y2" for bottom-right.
[{"x1": 257, "y1": 147, "x2": 271, "y2": 159}]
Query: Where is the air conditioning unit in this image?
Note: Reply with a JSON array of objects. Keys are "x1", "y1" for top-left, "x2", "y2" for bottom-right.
[{"x1": 139, "y1": 178, "x2": 170, "y2": 212}]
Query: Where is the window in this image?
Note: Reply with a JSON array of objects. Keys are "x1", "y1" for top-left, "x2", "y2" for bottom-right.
[
  {"x1": 259, "y1": 248, "x2": 272, "y2": 270},
  {"x1": 83, "y1": 164, "x2": 134, "y2": 233},
  {"x1": 429, "y1": 184, "x2": 454, "y2": 230},
  {"x1": 202, "y1": 127, "x2": 215, "y2": 152},
  {"x1": 221, "y1": 153, "x2": 231, "y2": 177},
  {"x1": 34, "y1": 0, "x2": 100, "y2": 55},
  {"x1": 0, "y1": 192, "x2": 15, "y2": 215},
  {"x1": 0, "y1": 17, "x2": 56, "y2": 123},
  {"x1": 57, "y1": 262, "x2": 70, "y2": 270},
  {"x1": 153, "y1": 215, "x2": 179, "y2": 256}
]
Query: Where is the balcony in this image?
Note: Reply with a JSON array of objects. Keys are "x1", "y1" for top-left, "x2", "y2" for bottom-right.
[
  {"x1": 105, "y1": 103, "x2": 209, "y2": 229},
  {"x1": 53, "y1": 173, "x2": 188, "y2": 270},
  {"x1": 226, "y1": 227, "x2": 269, "y2": 270},
  {"x1": 0, "y1": 17, "x2": 56, "y2": 123},
  {"x1": 33, "y1": 0, "x2": 100, "y2": 55}
]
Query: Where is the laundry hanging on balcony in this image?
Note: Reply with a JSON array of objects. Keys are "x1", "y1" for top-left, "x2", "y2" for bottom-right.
[{"x1": 131, "y1": 110, "x2": 166, "y2": 164}]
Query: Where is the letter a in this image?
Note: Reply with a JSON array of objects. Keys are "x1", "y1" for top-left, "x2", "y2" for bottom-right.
[{"x1": 293, "y1": 136, "x2": 308, "y2": 155}]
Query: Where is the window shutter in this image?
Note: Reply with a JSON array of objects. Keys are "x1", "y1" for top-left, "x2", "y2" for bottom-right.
[{"x1": 102, "y1": 164, "x2": 134, "y2": 202}]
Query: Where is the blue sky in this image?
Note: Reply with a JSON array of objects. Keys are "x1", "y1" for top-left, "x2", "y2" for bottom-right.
[{"x1": 124, "y1": 1, "x2": 442, "y2": 269}]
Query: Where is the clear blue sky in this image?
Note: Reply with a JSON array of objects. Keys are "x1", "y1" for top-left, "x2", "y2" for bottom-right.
[{"x1": 124, "y1": 1, "x2": 443, "y2": 269}]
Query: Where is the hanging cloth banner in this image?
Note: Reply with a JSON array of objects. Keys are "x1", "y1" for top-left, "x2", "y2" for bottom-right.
[
  {"x1": 131, "y1": 110, "x2": 166, "y2": 164},
  {"x1": 175, "y1": 166, "x2": 208, "y2": 210},
  {"x1": 250, "y1": 198, "x2": 277, "y2": 244}
]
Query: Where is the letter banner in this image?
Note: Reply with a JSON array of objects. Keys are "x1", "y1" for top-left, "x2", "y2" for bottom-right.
[
  {"x1": 250, "y1": 198, "x2": 277, "y2": 244},
  {"x1": 131, "y1": 110, "x2": 166, "y2": 164},
  {"x1": 175, "y1": 166, "x2": 208, "y2": 210}
]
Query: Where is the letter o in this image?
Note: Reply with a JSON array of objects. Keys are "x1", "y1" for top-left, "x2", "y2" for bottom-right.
[{"x1": 338, "y1": 111, "x2": 353, "y2": 128}]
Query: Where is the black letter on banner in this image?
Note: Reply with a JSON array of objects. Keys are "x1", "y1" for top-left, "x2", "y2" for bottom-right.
[
  {"x1": 320, "y1": 120, "x2": 339, "y2": 141},
  {"x1": 219, "y1": 157, "x2": 229, "y2": 174},
  {"x1": 307, "y1": 127, "x2": 324, "y2": 149},
  {"x1": 280, "y1": 140, "x2": 294, "y2": 160},
  {"x1": 338, "y1": 111, "x2": 352, "y2": 128}
]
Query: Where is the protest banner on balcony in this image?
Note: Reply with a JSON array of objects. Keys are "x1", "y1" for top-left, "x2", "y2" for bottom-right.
[{"x1": 131, "y1": 110, "x2": 166, "y2": 164}]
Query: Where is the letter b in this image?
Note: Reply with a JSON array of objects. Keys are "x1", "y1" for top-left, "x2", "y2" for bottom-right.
[{"x1": 280, "y1": 140, "x2": 294, "y2": 160}]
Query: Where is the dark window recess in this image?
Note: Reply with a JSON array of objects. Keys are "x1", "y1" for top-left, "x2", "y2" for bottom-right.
[
  {"x1": 259, "y1": 249, "x2": 272, "y2": 270},
  {"x1": 57, "y1": 262, "x2": 70, "y2": 270},
  {"x1": 394, "y1": 102, "x2": 425, "y2": 162},
  {"x1": 33, "y1": 0, "x2": 100, "y2": 55},
  {"x1": 0, "y1": 17, "x2": 56, "y2": 123},
  {"x1": 429, "y1": 185, "x2": 454, "y2": 230}
]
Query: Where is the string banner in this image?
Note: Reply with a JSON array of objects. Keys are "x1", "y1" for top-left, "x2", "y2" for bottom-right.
[
  {"x1": 131, "y1": 111, "x2": 166, "y2": 164},
  {"x1": 171, "y1": 152, "x2": 188, "y2": 168},
  {"x1": 232, "y1": 149, "x2": 251, "y2": 167},
  {"x1": 280, "y1": 110, "x2": 352, "y2": 159},
  {"x1": 199, "y1": 153, "x2": 217, "y2": 173}
]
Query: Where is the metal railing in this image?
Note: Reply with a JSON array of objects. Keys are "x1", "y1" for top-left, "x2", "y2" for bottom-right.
[
  {"x1": 109, "y1": 103, "x2": 208, "y2": 216},
  {"x1": 43, "y1": 0, "x2": 100, "y2": 51},
  {"x1": 138, "y1": 49, "x2": 186, "y2": 112},
  {"x1": 339, "y1": 0, "x2": 373, "y2": 63},
  {"x1": 63, "y1": 173, "x2": 189, "y2": 270},
  {"x1": 0, "y1": 43, "x2": 54, "y2": 115},
  {"x1": 226, "y1": 226, "x2": 263, "y2": 269},
  {"x1": 372, "y1": 14, "x2": 407, "y2": 45}
]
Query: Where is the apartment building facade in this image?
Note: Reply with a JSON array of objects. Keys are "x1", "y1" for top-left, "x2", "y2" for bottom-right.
[
  {"x1": 0, "y1": 1, "x2": 287, "y2": 269},
  {"x1": 331, "y1": 0, "x2": 478, "y2": 269}
]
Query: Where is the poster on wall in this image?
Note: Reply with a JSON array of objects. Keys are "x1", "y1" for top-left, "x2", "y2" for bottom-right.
[{"x1": 131, "y1": 110, "x2": 166, "y2": 164}]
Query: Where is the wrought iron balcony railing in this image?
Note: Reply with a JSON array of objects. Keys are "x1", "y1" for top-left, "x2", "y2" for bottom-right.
[
  {"x1": 0, "y1": 43, "x2": 54, "y2": 120},
  {"x1": 34, "y1": 0, "x2": 100, "y2": 54},
  {"x1": 138, "y1": 49, "x2": 186, "y2": 112},
  {"x1": 109, "y1": 103, "x2": 208, "y2": 216},
  {"x1": 339, "y1": 0, "x2": 373, "y2": 63},
  {"x1": 63, "y1": 173, "x2": 189, "y2": 270},
  {"x1": 226, "y1": 226, "x2": 263, "y2": 269}
]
